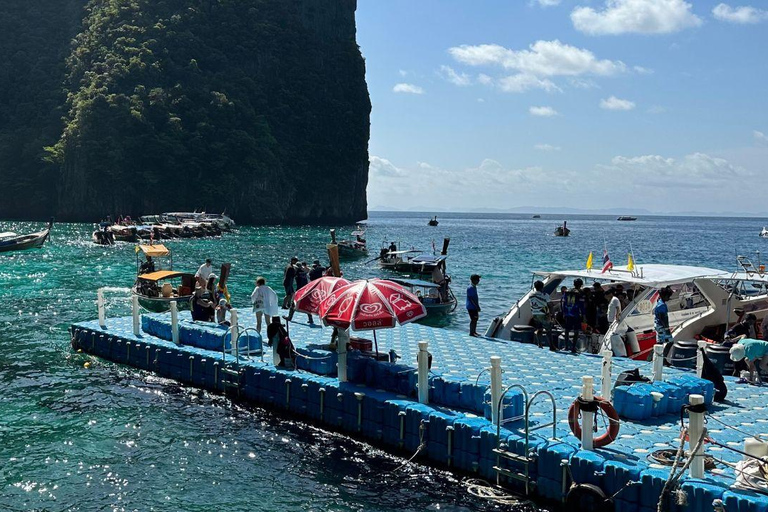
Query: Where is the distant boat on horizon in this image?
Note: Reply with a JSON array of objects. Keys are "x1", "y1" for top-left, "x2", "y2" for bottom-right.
[
  {"x1": 617, "y1": 216, "x2": 638, "y2": 221},
  {"x1": 532, "y1": 214, "x2": 541, "y2": 219}
]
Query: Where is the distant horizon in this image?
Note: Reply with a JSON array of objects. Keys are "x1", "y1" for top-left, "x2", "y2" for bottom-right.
[{"x1": 368, "y1": 206, "x2": 768, "y2": 219}]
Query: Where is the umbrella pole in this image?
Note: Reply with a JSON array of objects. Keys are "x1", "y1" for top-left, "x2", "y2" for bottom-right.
[{"x1": 374, "y1": 330, "x2": 378, "y2": 358}]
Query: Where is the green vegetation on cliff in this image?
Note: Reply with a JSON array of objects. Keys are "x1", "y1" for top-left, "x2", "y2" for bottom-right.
[{"x1": 0, "y1": 0, "x2": 370, "y2": 223}]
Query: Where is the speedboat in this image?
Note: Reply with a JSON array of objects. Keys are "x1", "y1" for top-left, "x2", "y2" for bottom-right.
[
  {"x1": 388, "y1": 278, "x2": 457, "y2": 317},
  {"x1": 0, "y1": 220, "x2": 53, "y2": 253},
  {"x1": 532, "y1": 215, "x2": 541, "y2": 219},
  {"x1": 760, "y1": 227, "x2": 768, "y2": 238},
  {"x1": 617, "y1": 216, "x2": 638, "y2": 221},
  {"x1": 131, "y1": 244, "x2": 195, "y2": 312},
  {"x1": 485, "y1": 263, "x2": 768, "y2": 359}
]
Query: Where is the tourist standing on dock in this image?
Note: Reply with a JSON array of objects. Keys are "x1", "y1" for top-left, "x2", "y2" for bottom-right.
[
  {"x1": 196, "y1": 258, "x2": 213, "y2": 285},
  {"x1": 287, "y1": 262, "x2": 313, "y2": 325},
  {"x1": 309, "y1": 260, "x2": 326, "y2": 281},
  {"x1": 654, "y1": 286, "x2": 673, "y2": 345},
  {"x1": 267, "y1": 317, "x2": 292, "y2": 367},
  {"x1": 530, "y1": 280, "x2": 555, "y2": 351},
  {"x1": 466, "y1": 274, "x2": 481, "y2": 337},
  {"x1": 561, "y1": 279, "x2": 586, "y2": 353},
  {"x1": 282, "y1": 257, "x2": 298, "y2": 309},
  {"x1": 251, "y1": 277, "x2": 279, "y2": 333}
]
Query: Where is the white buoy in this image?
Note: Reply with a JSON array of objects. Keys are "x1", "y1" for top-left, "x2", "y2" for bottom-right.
[
  {"x1": 131, "y1": 294, "x2": 140, "y2": 336},
  {"x1": 490, "y1": 356, "x2": 502, "y2": 425},
  {"x1": 696, "y1": 340, "x2": 708, "y2": 377},
  {"x1": 337, "y1": 329, "x2": 349, "y2": 383},
  {"x1": 652, "y1": 344, "x2": 664, "y2": 382},
  {"x1": 688, "y1": 394, "x2": 705, "y2": 479},
  {"x1": 170, "y1": 300, "x2": 179, "y2": 345},
  {"x1": 581, "y1": 376, "x2": 595, "y2": 450},
  {"x1": 626, "y1": 328, "x2": 640, "y2": 355},
  {"x1": 417, "y1": 341, "x2": 430, "y2": 404},
  {"x1": 600, "y1": 350, "x2": 613, "y2": 399},
  {"x1": 230, "y1": 309, "x2": 239, "y2": 357},
  {"x1": 97, "y1": 288, "x2": 106, "y2": 328}
]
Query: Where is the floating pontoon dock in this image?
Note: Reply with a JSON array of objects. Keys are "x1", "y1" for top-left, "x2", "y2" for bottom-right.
[{"x1": 70, "y1": 305, "x2": 768, "y2": 512}]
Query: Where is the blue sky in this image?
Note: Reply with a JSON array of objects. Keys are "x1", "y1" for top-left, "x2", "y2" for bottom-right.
[{"x1": 356, "y1": 0, "x2": 768, "y2": 214}]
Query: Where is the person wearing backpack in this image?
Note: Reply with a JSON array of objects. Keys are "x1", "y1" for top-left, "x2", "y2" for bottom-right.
[
  {"x1": 561, "y1": 278, "x2": 586, "y2": 353},
  {"x1": 267, "y1": 316, "x2": 293, "y2": 367}
]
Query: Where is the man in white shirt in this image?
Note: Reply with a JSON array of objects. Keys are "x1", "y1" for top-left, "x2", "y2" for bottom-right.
[
  {"x1": 196, "y1": 258, "x2": 213, "y2": 284},
  {"x1": 606, "y1": 288, "x2": 622, "y2": 325}
]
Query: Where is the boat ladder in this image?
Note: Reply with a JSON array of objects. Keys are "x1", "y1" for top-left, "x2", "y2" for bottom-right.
[{"x1": 492, "y1": 384, "x2": 558, "y2": 496}]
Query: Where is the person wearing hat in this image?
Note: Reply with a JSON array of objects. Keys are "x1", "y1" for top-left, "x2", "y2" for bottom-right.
[
  {"x1": 466, "y1": 274, "x2": 481, "y2": 337},
  {"x1": 309, "y1": 260, "x2": 326, "y2": 281},
  {"x1": 282, "y1": 257, "x2": 299, "y2": 309},
  {"x1": 729, "y1": 337, "x2": 768, "y2": 384},
  {"x1": 216, "y1": 298, "x2": 231, "y2": 326}
]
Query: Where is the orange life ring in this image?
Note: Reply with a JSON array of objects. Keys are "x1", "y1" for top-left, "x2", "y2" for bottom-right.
[{"x1": 568, "y1": 396, "x2": 620, "y2": 448}]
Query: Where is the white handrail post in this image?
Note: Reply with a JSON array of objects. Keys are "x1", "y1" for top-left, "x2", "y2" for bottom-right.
[
  {"x1": 696, "y1": 340, "x2": 707, "y2": 377},
  {"x1": 231, "y1": 309, "x2": 239, "y2": 358},
  {"x1": 170, "y1": 300, "x2": 179, "y2": 345},
  {"x1": 688, "y1": 394, "x2": 705, "y2": 479},
  {"x1": 652, "y1": 344, "x2": 664, "y2": 382},
  {"x1": 131, "y1": 294, "x2": 140, "y2": 336},
  {"x1": 600, "y1": 350, "x2": 612, "y2": 399},
  {"x1": 417, "y1": 341, "x2": 430, "y2": 404},
  {"x1": 97, "y1": 288, "x2": 106, "y2": 328},
  {"x1": 337, "y1": 328, "x2": 349, "y2": 382},
  {"x1": 581, "y1": 376, "x2": 595, "y2": 450},
  {"x1": 490, "y1": 356, "x2": 502, "y2": 425}
]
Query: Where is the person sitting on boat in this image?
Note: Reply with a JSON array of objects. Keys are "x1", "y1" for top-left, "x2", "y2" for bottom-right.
[
  {"x1": 196, "y1": 259, "x2": 213, "y2": 285},
  {"x1": 191, "y1": 285, "x2": 215, "y2": 322},
  {"x1": 729, "y1": 337, "x2": 768, "y2": 384},
  {"x1": 267, "y1": 316, "x2": 293, "y2": 367},
  {"x1": 530, "y1": 280, "x2": 555, "y2": 351},
  {"x1": 139, "y1": 255, "x2": 155, "y2": 274},
  {"x1": 216, "y1": 298, "x2": 232, "y2": 327},
  {"x1": 654, "y1": 286, "x2": 673, "y2": 345},
  {"x1": 309, "y1": 260, "x2": 326, "y2": 281},
  {"x1": 251, "y1": 277, "x2": 279, "y2": 334},
  {"x1": 726, "y1": 313, "x2": 758, "y2": 341},
  {"x1": 561, "y1": 279, "x2": 586, "y2": 353}
]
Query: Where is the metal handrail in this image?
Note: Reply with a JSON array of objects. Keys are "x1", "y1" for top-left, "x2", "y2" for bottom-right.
[{"x1": 221, "y1": 326, "x2": 264, "y2": 364}]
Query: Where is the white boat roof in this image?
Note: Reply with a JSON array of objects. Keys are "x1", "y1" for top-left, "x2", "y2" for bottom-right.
[
  {"x1": 535, "y1": 264, "x2": 729, "y2": 287},
  {"x1": 0, "y1": 231, "x2": 18, "y2": 239},
  {"x1": 716, "y1": 271, "x2": 768, "y2": 283},
  {"x1": 387, "y1": 249, "x2": 422, "y2": 255}
]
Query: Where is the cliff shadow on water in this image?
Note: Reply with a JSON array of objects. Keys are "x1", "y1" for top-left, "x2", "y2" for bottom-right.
[{"x1": 0, "y1": 0, "x2": 371, "y2": 225}]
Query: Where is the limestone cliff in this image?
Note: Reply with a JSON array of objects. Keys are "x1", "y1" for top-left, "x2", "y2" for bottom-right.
[{"x1": 1, "y1": 0, "x2": 370, "y2": 224}]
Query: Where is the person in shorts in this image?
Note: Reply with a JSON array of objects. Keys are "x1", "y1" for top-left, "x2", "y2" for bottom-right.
[{"x1": 530, "y1": 280, "x2": 555, "y2": 351}]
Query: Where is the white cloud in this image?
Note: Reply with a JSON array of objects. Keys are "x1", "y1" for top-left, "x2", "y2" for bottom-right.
[
  {"x1": 530, "y1": 106, "x2": 559, "y2": 117},
  {"x1": 369, "y1": 156, "x2": 406, "y2": 177},
  {"x1": 634, "y1": 66, "x2": 654, "y2": 74},
  {"x1": 713, "y1": 3, "x2": 768, "y2": 23},
  {"x1": 604, "y1": 153, "x2": 749, "y2": 188},
  {"x1": 755, "y1": 130, "x2": 768, "y2": 144},
  {"x1": 569, "y1": 77, "x2": 600, "y2": 89},
  {"x1": 536, "y1": 0, "x2": 562, "y2": 6},
  {"x1": 498, "y1": 74, "x2": 561, "y2": 93},
  {"x1": 477, "y1": 73, "x2": 493, "y2": 85},
  {"x1": 398, "y1": 69, "x2": 408, "y2": 77},
  {"x1": 477, "y1": 98, "x2": 486, "y2": 103},
  {"x1": 535, "y1": 143, "x2": 562, "y2": 151},
  {"x1": 448, "y1": 40, "x2": 626, "y2": 77},
  {"x1": 439, "y1": 65, "x2": 472, "y2": 86},
  {"x1": 571, "y1": 0, "x2": 702, "y2": 35},
  {"x1": 393, "y1": 83, "x2": 425, "y2": 94},
  {"x1": 600, "y1": 96, "x2": 636, "y2": 110}
]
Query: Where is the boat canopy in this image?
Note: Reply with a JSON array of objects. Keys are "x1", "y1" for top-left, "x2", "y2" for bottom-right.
[
  {"x1": 714, "y1": 271, "x2": 768, "y2": 283},
  {"x1": 0, "y1": 232, "x2": 18, "y2": 239},
  {"x1": 388, "y1": 278, "x2": 440, "y2": 289},
  {"x1": 137, "y1": 270, "x2": 185, "y2": 282},
  {"x1": 533, "y1": 264, "x2": 729, "y2": 287},
  {"x1": 387, "y1": 249, "x2": 422, "y2": 255},
  {"x1": 137, "y1": 244, "x2": 171, "y2": 257},
  {"x1": 411, "y1": 255, "x2": 448, "y2": 264}
]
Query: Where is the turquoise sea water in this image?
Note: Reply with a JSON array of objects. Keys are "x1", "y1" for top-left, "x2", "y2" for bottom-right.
[{"x1": 1, "y1": 212, "x2": 766, "y2": 510}]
